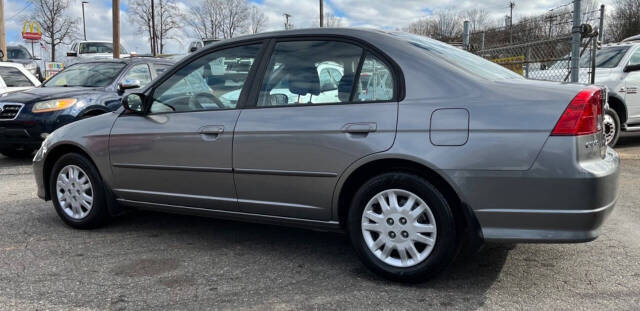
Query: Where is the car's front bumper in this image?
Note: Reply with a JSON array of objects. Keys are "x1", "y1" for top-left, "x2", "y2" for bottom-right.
[{"x1": 453, "y1": 135, "x2": 619, "y2": 243}]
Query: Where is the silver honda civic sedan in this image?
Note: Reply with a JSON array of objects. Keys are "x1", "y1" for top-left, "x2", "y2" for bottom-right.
[{"x1": 32, "y1": 28, "x2": 619, "y2": 282}]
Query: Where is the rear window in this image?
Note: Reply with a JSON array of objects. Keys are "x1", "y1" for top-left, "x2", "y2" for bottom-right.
[
  {"x1": 393, "y1": 32, "x2": 524, "y2": 80},
  {"x1": 0, "y1": 67, "x2": 34, "y2": 87}
]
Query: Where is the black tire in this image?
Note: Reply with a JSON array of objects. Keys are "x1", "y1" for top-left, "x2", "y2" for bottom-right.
[
  {"x1": 347, "y1": 172, "x2": 458, "y2": 283},
  {"x1": 49, "y1": 153, "x2": 111, "y2": 229},
  {"x1": 0, "y1": 148, "x2": 35, "y2": 158},
  {"x1": 604, "y1": 108, "x2": 620, "y2": 147}
]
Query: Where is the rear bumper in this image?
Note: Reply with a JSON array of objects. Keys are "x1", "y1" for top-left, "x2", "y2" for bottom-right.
[
  {"x1": 454, "y1": 136, "x2": 619, "y2": 243},
  {"x1": 476, "y1": 196, "x2": 616, "y2": 243}
]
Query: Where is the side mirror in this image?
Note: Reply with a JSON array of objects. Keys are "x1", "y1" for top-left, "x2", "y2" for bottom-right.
[
  {"x1": 122, "y1": 93, "x2": 145, "y2": 113},
  {"x1": 189, "y1": 46, "x2": 198, "y2": 53},
  {"x1": 66, "y1": 51, "x2": 77, "y2": 57},
  {"x1": 118, "y1": 78, "x2": 141, "y2": 91},
  {"x1": 269, "y1": 93, "x2": 288, "y2": 106},
  {"x1": 623, "y1": 64, "x2": 640, "y2": 73},
  {"x1": 33, "y1": 56, "x2": 41, "y2": 61}
]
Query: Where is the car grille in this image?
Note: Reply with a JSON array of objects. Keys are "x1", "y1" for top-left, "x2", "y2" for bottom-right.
[{"x1": 0, "y1": 103, "x2": 24, "y2": 120}]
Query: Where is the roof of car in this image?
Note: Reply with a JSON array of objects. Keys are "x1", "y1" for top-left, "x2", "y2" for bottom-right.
[
  {"x1": 71, "y1": 57, "x2": 174, "y2": 66},
  {"x1": 0, "y1": 62, "x2": 26, "y2": 68},
  {"x1": 205, "y1": 28, "x2": 397, "y2": 47}
]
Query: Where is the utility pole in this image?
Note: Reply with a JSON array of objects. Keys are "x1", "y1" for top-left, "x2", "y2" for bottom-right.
[
  {"x1": 509, "y1": 1, "x2": 515, "y2": 43},
  {"x1": 0, "y1": 0, "x2": 6, "y2": 61},
  {"x1": 570, "y1": 0, "x2": 581, "y2": 83},
  {"x1": 112, "y1": 0, "x2": 120, "y2": 58},
  {"x1": 151, "y1": 0, "x2": 156, "y2": 56},
  {"x1": 284, "y1": 13, "x2": 291, "y2": 30},
  {"x1": 82, "y1": 1, "x2": 88, "y2": 41},
  {"x1": 319, "y1": 0, "x2": 323, "y2": 27},
  {"x1": 598, "y1": 4, "x2": 605, "y2": 43}
]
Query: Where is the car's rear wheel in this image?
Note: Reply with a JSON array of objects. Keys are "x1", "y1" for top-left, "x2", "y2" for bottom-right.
[
  {"x1": 604, "y1": 108, "x2": 620, "y2": 147},
  {"x1": 50, "y1": 153, "x2": 110, "y2": 229},
  {"x1": 0, "y1": 148, "x2": 35, "y2": 158},
  {"x1": 347, "y1": 172, "x2": 458, "y2": 282}
]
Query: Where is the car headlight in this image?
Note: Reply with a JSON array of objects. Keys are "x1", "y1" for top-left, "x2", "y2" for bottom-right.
[{"x1": 32, "y1": 98, "x2": 78, "y2": 113}]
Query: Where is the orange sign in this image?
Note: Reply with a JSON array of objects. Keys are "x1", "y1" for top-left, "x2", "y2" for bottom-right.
[{"x1": 22, "y1": 21, "x2": 42, "y2": 41}]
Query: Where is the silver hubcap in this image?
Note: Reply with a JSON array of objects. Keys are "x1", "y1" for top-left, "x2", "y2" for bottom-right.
[
  {"x1": 56, "y1": 165, "x2": 93, "y2": 219},
  {"x1": 361, "y1": 189, "x2": 437, "y2": 268},
  {"x1": 603, "y1": 114, "x2": 616, "y2": 145}
]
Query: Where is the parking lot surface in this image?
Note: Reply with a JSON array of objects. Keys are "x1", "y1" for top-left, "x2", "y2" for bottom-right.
[{"x1": 1, "y1": 134, "x2": 639, "y2": 310}]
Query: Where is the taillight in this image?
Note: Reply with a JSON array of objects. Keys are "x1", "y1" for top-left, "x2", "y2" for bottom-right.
[{"x1": 551, "y1": 87, "x2": 603, "y2": 136}]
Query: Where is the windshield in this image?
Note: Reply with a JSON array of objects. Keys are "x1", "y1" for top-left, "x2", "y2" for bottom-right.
[
  {"x1": 393, "y1": 32, "x2": 524, "y2": 80},
  {"x1": 579, "y1": 46, "x2": 630, "y2": 68},
  {"x1": 7, "y1": 47, "x2": 31, "y2": 59},
  {"x1": 43, "y1": 62, "x2": 126, "y2": 87},
  {"x1": 79, "y1": 42, "x2": 129, "y2": 54}
]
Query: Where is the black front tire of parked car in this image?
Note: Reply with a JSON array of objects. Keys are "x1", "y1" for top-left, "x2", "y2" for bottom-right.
[
  {"x1": 604, "y1": 108, "x2": 620, "y2": 147},
  {"x1": 49, "y1": 153, "x2": 111, "y2": 229},
  {"x1": 347, "y1": 172, "x2": 458, "y2": 283},
  {"x1": 0, "y1": 148, "x2": 35, "y2": 158}
]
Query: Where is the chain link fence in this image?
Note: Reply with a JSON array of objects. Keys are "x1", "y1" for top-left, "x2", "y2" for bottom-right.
[{"x1": 465, "y1": 1, "x2": 604, "y2": 84}]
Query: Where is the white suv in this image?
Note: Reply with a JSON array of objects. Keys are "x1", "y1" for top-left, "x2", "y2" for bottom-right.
[
  {"x1": 591, "y1": 42, "x2": 640, "y2": 146},
  {"x1": 65, "y1": 41, "x2": 130, "y2": 65}
]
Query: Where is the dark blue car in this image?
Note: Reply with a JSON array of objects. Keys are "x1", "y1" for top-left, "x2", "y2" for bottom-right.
[{"x1": 0, "y1": 58, "x2": 173, "y2": 158}]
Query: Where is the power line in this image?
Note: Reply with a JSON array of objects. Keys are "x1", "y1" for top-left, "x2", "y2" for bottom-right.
[{"x1": 7, "y1": 1, "x2": 33, "y2": 21}]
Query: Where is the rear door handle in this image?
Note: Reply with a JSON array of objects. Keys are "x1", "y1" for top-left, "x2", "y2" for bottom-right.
[
  {"x1": 343, "y1": 122, "x2": 377, "y2": 134},
  {"x1": 199, "y1": 125, "x2": 224, "y2": 140}
]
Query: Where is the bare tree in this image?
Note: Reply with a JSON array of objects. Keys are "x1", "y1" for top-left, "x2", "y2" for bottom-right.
[
  {"x1": 130, "y1": 0, "x2": 181, "y2": 54},
  {"x1": 129, "y1": 0, "x2": 154, "y2": 53},
  {"x1": 314, "y1": 12, "x2": 343, "y2": 27},
  {"x1": 608, "y1": 0, "x2": 640, "y2": 42},
  {"x1": 157, "y1": 0, "x2": 181, "y2": 54},
  {"x1": 31, "y1": 0, "x2": 78, "y2": 61},
  {"x1": 220, "y1": 0, "x2": 250, "y2": 39},
  {"x1": 463, "y1": 8, "x2": 490, "y2": 32},
  {"x1": 249, "y1": 5, "x2": 266, "y2": 34}
]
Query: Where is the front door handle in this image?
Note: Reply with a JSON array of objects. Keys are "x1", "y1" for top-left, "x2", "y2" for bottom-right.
[
  {"x1": 199, "y1": 125, "x2": 224, "y2": 140},
  {"x1": 343, "y1": 122, "x2": 377, "y2": 134}
]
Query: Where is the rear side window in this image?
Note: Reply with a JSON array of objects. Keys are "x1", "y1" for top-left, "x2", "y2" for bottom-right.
[
  {"x1": 629, "y1": 48, "x2": 640, "y2": 66},
  {"x1": 355, "y1": 53, "x2": 394, "y2": 102},
  {"x1": 0, "y1": 67, "x2": 34, "y2": 87},
  {"x1": 257, "y1": 40, "x2": 363, "y2": 106}
]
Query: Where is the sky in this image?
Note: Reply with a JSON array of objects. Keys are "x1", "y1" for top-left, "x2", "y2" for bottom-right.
[{"x1": 3, "y1": 0, "x2": 615, "y2": 59}]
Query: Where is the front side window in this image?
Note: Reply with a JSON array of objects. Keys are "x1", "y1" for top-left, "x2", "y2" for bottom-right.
[
  {"x1": 257, "y1": 41, "x2": 363, "y2": 106},
  {"x1": 629, "y1": 48, "x2": 640, "y2": 66},
  {"x1": 123, "y1": 64, "x2": 152, "y2": 87},
  {"x1": 43, "y1": 62, "x2": 126, "y2": 87},
  {"x1": 0, "y1": 67, "x2": 34, "y2": 87},
  {"x1": 579, "y1": 46, "x2": 630, "y2": 68},
  {"x1": 150, "y1": 44, "x2": 261, "y2": 113},
  {"x1": 355, "y1": 53, "x2": 394, "y2": 102}
]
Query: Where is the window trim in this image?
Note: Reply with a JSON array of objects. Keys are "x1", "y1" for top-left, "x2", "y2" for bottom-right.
[
  {"x1": 245, "y1": 36, "x2": 402, "y2": 109},
  {"x1": 142, "y1": 40, "x2": 269, "y2": 115}
]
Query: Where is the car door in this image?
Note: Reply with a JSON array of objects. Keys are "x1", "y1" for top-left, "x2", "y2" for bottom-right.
[
  {"x1": 109, "y1": 42, "x2": 264, "y2": 211},
  {"x1": 233, "y1": 39, "x2": 399, "y2": 220},
  {"x1": 625, "y1": 47, "x2": 640, "y2": 123}
]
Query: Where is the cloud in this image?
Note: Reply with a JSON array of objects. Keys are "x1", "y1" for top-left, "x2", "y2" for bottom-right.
[{"x1": 3, "y1": 0, "x2": 616, "y2": 59}]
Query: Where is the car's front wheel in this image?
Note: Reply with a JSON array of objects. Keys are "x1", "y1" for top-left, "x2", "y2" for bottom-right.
[
  {"x1": 50, "y1": 153, "x2": 111, "y2": 229},
  {"x1": 347, "y1": 172, "x2": 458, "y2": 282},
  {"x1": 604, "y1": 108, "x2": 620, "y2": 147}
]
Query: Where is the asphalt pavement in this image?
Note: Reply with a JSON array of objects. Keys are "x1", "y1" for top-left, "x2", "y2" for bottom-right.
[{"x1": 0, "y1": 134, "x2": 639, "y2": 310}]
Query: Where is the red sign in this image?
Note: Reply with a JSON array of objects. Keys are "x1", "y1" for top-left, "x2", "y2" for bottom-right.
[{"x1": 22, "y1": 21, "x2": 42, "y2": 41}]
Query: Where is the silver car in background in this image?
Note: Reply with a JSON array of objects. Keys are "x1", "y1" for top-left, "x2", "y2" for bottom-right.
[{"x1": 32, "y1": 29, "x2": 619, "y2": 282}]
